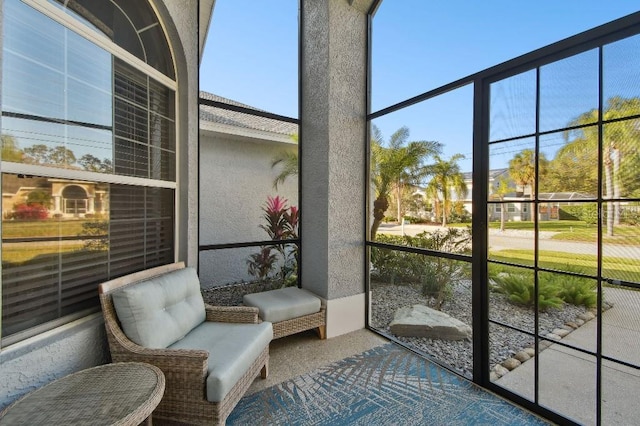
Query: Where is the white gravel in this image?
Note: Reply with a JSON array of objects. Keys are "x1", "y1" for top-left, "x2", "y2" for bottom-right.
[
  {"x1": 204, "y1": 279, "x2": 593, "y2": 379},
  {"x1": 370, "y1": 280, "x2": 590, "y2": 378}
]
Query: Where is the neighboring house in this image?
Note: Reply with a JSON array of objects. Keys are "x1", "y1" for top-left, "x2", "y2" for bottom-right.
[
  {"x1": 434, "y1": 169, "x2": 593, "y2": 222},
  {"x1": 537, "y1": 192, "x2": 594, "y2": 221},
  {"x1": 2, "y1": 175, "x2": 107, "y2": 219},
  {"x1": 413, "y1": 169, "x2": 513, "y2": 221},
  {"x1": 199, "y1": 92, "x2": 298, "y2": 288}
]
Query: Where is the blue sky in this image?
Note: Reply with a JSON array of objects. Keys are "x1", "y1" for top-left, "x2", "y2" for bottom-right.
[{"x1": 200, "y1": 1, "x2": 640, "y2": 172}]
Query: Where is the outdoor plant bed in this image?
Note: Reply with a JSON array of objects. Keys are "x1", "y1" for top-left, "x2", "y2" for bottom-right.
[{"x1": 370, "y1": 280, "x2": 606, "y2": 379}]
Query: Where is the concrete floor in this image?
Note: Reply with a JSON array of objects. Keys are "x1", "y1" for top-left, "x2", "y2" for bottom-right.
[
  {"x1": 247, "y1": 328, "x2": 389, "y2": 395},
  {"x1": 495, "y1": 287, "x2": 640, "y2": 426}
]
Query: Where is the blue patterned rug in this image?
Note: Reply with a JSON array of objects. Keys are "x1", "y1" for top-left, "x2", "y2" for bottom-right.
[{"x1": 228, "y1": 343, "x2": 550, "y2": 425}]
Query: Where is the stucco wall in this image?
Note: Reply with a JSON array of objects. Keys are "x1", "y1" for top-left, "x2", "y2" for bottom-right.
[
  {"x1": 301, "y1": 0, "x2": 367, "y2": 301},
  {"x1": 0, "y1": 315, "x2": 108, "y2": 411},
  {"x1": 160, "y1": 0, "x2": 201, "y2": 268},
  {"x1": 198, "y1": 131, "x2": 298, "y2": 288},
  {"x1": 0, "y1": 0, "x2": 199, "y2": 410}
]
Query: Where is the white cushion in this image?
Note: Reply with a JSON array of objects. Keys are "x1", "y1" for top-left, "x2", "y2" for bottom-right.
[
  {"x1": 243, "y1": 287, "x2": 321, "y2": 323},
  {"x1": 112, "y1": 267, "x2": 206, "y2": 348},
  {"x1": 169, "y1": 321, "x2": 273, "y2": 402}
]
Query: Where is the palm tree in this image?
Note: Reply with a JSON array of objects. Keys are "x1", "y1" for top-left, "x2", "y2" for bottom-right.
[
  {"x1": 370, "y1": 125, "x2": 441, "y2": 239},
  {"x1": 558, "y1": 96, "x2": 640, "y2": 235},
  {"x1": 508, "y1": 149, "x2": 547, "y2": 221},
  {"x1": 271, "y1": 134, "x2": 298, "y2": 189},
  {"x1": 492, "y1": 175, "x2": 511, "y2": 232},
  {"x1": 424, "y1": 154, "x2": 467, "y2": 227}
]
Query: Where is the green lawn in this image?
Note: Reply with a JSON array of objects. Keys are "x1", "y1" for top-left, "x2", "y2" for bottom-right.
[
  {"x1": 2, "y1": 243, "x2": 87, "y2": 263},
  {"x1": 488, "y1": 220, "x2": 588, "y2": 232},
  {"x1": 490, "y1": 249, "x2": 640, "y2": 284},
  {"x1": 488, "y1": 220, "x2": 640, "y2": 245},
  {"x1": 2, "y1": 220, "x2": 94, "y2": 238}
]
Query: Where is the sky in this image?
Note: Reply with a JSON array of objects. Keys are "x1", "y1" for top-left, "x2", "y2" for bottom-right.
[{"x1": 200, "y1": 1, "x2": 640, "y2": 173}]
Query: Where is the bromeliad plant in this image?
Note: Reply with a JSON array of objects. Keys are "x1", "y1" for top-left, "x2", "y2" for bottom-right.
[{"x1": 247, "y1": 196, "x2": 299, "y2": 287}]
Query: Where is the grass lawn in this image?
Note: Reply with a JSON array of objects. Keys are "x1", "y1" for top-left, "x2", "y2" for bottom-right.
[
  {"x1": 489, "y1": 220, "x2": 639, "y2": 245},
  {"x1": 488, "y1": 220, "x2": 587, "y2": 232},
  {"x1": 2, "y1": 220, "x2": 95, "y2": 238},
  {"x1": 2, "y1": 243, "x2": 87, "y2": 263},
  {"x1": 490, "y1": 249, "x2": 640, "y2": 284}
]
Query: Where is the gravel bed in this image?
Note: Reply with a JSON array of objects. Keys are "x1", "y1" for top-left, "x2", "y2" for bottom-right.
[
  {"x1": 203, "y1": 279, "x2": 594, "y2": 379},
  {"x1": 370, "y1": 281, "x2": 591, "y2": 378}
]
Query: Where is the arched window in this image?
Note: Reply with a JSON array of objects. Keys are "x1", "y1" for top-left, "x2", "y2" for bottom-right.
[
  {"x1": 62, "y1": 185, "x2": 88, "y2": 216},
  {"x1": 1, "y1": 0, "x2": 176, "y2": 344},
  {"x1": 50, "y1": 0, "x2": 175, "y2": 79}
]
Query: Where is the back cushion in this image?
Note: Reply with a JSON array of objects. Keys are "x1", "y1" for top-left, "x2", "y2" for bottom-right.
[{"x1": 112, "y1": 267, "x2": 206, "y2": 348}]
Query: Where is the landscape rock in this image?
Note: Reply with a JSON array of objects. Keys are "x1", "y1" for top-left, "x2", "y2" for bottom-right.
[
  {"x1": 493, "y1": 364, "x2": 509, "y2": 377},
  {"x1": 565, "y1": 321, "x2": 579, "y2": 329},
  {"x1": 389, "y1": 305, "x2": 472, "y2": 340},
  {"x1": 578, "y1": 311, "x2": 596, "y2": 322},
  {"x1": 524, "y1": 347, "x2": 536, "y2": 357},
  {"x1": 514, "y1": 351, "x2": 531, "y2": 362},
  {"x1": 502, "y1": 358, "x2": 521, "y2": 370},
  {"x1": 545, "y1": 332, "x2": 561, "y2": 341},
  {"x1": 553, "y1": 328, "x2": 571, "y2": 338}
]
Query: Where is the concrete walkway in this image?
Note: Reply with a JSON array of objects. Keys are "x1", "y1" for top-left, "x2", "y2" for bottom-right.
[{"x1": 495, "y1": 287, "x2": 640, "y2": 426}]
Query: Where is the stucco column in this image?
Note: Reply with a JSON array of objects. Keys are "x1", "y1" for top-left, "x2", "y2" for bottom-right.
[
  {"x1": 300, "y1": 0, "x2": 373, "y2": 338},
  {"x1": 87, "y1": 195, "x2": 95, "y2": 214},
  {"x1": 53, "y1": 195, "x2": 61, "y2": 214}
]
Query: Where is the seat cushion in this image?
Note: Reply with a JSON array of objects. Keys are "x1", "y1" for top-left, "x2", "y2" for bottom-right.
[
  {"x1": 169, "y1": 321, "x2": 273, "y2": 402},
  {"x1": 243, "y1": 287, "x2": 321, "y2": 323},
  {"x1": 111, "y1": 267, "x2": 206, "y2": 348}
]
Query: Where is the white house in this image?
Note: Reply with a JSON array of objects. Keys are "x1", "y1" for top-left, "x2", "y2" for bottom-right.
[{"x1": 198, "y1": 92, "x2": 298, "y2": 287}]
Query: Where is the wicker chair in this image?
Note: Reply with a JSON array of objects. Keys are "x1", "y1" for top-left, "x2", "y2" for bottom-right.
[{"x1": 98, "y1": 262, "x2": 269, "y2": 425}]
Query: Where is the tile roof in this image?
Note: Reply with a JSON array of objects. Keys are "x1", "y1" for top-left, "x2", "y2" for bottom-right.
[
  {"x1": 462, "y1": 168, "x2": 509, "y2": 180},
  {"x1": 199, "y1": 91, "x2": 298, "y2": 136}
]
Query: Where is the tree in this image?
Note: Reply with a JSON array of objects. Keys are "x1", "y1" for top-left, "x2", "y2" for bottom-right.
[
  {"x1": 492, "y1": 175, "x2": 511, "y2": 231},
  {"x1": 558, "y1": 96, "x2": 640, "y2": 235},
  {"x1": 1, "y1": 134, "x2": 24, "y2": 162},
  {"x1": 49, "y1": 146, "x2": 76, "y2": 167},
  {"x1": 24, "y1": 144, "x2": 51, "y2": 164},
  {"x1": 26, "y1": 189, "x2": 52, "y2": 209},
  {"x1": 23, "y1": 144, "x2": 77, "y2": 168},
  {"x1": 370, "y1": 125, "x2": 441, "y2": 239},
  {"x1": 508, "y1": 149, "x2": 547, "y2": 221},
  {"x1": 79, "y1": 154, "x2": 113, "y2": 173},
  {"x1": 271, "y1": 134, "x2": 298, "y2": 189},
  {"x1": 424, "y1": 154, "x2": 468, "y2": 227}
]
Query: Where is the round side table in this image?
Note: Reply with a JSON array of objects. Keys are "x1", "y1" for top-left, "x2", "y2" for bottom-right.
[{"x1": 0, "y1": 362, "x2": 165, "y2": 425}]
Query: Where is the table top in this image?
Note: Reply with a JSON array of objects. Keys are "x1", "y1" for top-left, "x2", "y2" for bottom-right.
[{"x1": 0, "y1": 362, "x2": 165, "y2": 426}]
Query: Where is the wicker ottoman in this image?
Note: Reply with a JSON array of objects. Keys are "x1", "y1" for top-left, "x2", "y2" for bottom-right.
[{"x1": 243, "y1": 287, "x2": 326, "y2": 339}]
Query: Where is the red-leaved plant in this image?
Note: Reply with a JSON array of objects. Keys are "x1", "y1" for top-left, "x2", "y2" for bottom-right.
[{"x1": 247, "y1": 196, "x2": 299, "y2": 286}]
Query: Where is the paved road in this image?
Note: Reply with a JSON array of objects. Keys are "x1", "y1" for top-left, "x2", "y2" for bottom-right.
[{"x1": 378, "y1": 224, "x2": 640, "y2": 260}]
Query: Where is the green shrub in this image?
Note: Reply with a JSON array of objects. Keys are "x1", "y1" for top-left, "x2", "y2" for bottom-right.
[
  {"x1": 559, "y1": 206, "x2": 580, "y2": 221},
  {"x1": 540, "y1": 266, "x2": 597, "y2": 308},
  {"x1": 370, "y1": 228, "x2": 471, "y2": 310},
  {"x1": 403, "y1": 215, "x2": 428, "y2": 224},
  {"x1": 621, "y1": 208, "x2": 640, "y2": 226},
  {"x1": 557, "y1": 277, "x2": 597, "y2": 308},
  {"x1": 491, "y1": 273, "x2": 564, "y2": 311},
  {"x1": 559, "y1": 204, "x2": 598, "y2": 225}
]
